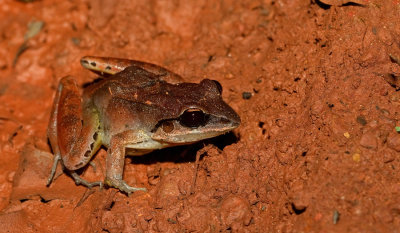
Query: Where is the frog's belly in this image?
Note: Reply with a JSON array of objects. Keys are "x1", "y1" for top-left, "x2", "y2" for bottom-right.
[
  {"x1": 124, "y1": 139, "x2": 193, "y2": 156},
  {"x1": 124, "y1": 140, "x2": 170, "y2": 156},
  {"x1": 125, "y1": 148, "x2": 154, "y2": 156}
]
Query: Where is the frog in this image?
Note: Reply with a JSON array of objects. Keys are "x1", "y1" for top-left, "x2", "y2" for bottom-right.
[{"x1": 47, "y1": 56, "x2": 241, "y2": 194}]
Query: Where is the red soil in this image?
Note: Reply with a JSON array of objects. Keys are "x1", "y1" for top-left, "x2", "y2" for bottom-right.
[{"x1": 0, "y1": 0, "x2": 399, "y2": 232}]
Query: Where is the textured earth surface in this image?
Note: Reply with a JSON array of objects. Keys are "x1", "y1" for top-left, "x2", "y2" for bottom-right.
[{"x1": 1, "y1": 0, "x2": 400, "y2": 232}]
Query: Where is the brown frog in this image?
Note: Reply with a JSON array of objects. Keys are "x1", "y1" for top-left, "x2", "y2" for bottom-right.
[{"x1": 47, "y1": 56, "x2": 240, "y2": 194}]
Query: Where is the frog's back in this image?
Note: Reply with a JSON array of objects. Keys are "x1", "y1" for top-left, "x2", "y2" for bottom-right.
[
  {"x1": 82, "y1": 65, "x2": 239, "y2": 147},
  {"x1": 85, "y1": 67, "x2": 164, "y2": 135}
]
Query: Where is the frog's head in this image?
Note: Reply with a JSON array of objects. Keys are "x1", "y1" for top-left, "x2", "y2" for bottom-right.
[{"x1": 151, "y1": 79, "x2": 240, "y2": 144}]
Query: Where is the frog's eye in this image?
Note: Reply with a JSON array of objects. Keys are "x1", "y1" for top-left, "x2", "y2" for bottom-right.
[
  {"x1": 179, "y1": 109, "x2": 209, "y2": 128},
  {"x1": 211, "y1": 80, "x2": 223, "y2": 94}
]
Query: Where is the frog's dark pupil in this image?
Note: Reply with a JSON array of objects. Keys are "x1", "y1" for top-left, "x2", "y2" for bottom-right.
[{"x1": 179, "y1": 109, "x2": 208, "y2": 128}]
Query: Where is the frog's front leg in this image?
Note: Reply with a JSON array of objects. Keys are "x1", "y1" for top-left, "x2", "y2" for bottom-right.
[
  {"x1": 47, "y1": 76, "x2": 102, "y2": 188},
  {"x1": 105, "y1": 133, "x2": 147, "y2": 194}
]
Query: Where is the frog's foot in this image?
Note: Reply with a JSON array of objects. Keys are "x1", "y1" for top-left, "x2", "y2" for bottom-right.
[
  {"x1": 105, "y1": 178, "x2": 147, "y2": 195},
  {"x1": 71, "y1": 172, "x2": 103, "y2": 189},
  {"x1": 47, "y1": 153, "x2": 61, "y2": 186}
]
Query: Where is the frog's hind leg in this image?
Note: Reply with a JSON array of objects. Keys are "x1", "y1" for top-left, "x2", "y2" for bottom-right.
[
  {"x1": 80, "y1": 56, "x2": 183, "y2": 84},
  {"x1": 47, "y1": 76, "x2": 103, "y2": 189},
  {"x1": 47, "y1": 80, "x2": 63, "y2": 186}
]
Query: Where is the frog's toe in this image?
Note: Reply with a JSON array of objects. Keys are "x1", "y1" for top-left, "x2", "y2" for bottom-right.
[
  {"x1": 125, "y1": 184, "x2": 147, "y2": 193},
  {"x1": 71, "y1": 172, "x2": 103, "y2": 189},
  {"x1": 87, "y1": 181, "x2": 103, "y2": 189},
  {"x1": 116, "y1": 181, "x2": 147, "y2": 194},
  {"x1": 47, "y1": 153, "x2": 61, "y2": 186},
  {"x1": 106, "y1": 179, "x2": 147, "y2": 194}
]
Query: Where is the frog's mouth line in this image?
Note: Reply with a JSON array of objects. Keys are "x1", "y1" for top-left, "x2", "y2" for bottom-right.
[
  {"x1": 150, "y1": 116, "x2": 208, "y2": 133},
  {"x1": 152, "y1": 128, "x2": 235, "y2": 144},
  {"x1": 151, "y1": 114, "x2": 236, "y2": 133}
]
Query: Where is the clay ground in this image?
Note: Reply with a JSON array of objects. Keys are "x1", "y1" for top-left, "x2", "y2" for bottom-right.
[{"x1": 0, "y1": 0, "x2": 400, "y2": 232}]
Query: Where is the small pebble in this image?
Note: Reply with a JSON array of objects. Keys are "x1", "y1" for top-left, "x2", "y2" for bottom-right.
[
  {"x1": 71, "y1": 37, "x2": 80, "y2": 46},
  {"x1": 333, "y1": 210, "x2": 340, "y2": 224},
  {"x1": 352, "y1": 153, "x2": 361, "y2": 162},
  {"x1": 154, "y1": 173, "x2": 181, "y2": 208},
  {"x1": 387, "y1": 132, "x2": 400, "y2": 152},
  {"x1": 242, "y1": 92, "x2": 252, "y2": 100},
  {"x1": 343, "y1": 132, "x2": 350, "y2": 138},
  {"x1": 383, "y1": 150, "x2": 395, "y2": 163},
  {"x1": 314, "y1": 213, "x2": 323, "y2": 221},
  {"x1": 220, "y1": 196, "x2": 252, "y2": 227},
  {"x1": 360, "y1": 131, "x2": 377, "y2": 150},
  {"x1": 379, "y1": 88, "x2": 388, "y2": 96},
  {"x1": 356, "y1": 116, "x2": 367, "y2": 126},
  {"x1": 7, "y1": 171, "x2": 15, "y2": 182},
  {"x1": 291, "y1": 202, "x2": 307, "y2": 214},
  {"x1": 24, "y1": 21, "x2": 44, "y2": 40}
]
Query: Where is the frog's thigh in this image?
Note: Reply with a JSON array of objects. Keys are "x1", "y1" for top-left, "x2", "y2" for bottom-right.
[
  {"x1": 48, "y1": 76, "x2": 66, "y2": 158},
  {"x1": 55, "y1": 77, "x2": 100, "y2": 170},
  {"x1": 80, "y1": 56, "x2": 183, "y2": 84},
  {"x1": 54, "y1": 76, "x2": 82, "y2": 156},
  {"x1": 80, "y1": 56, "x2": 142, "y2": 75},
  {"x1": 62, "y1": 121, "x2": 99, "y2": 170},
  {"x1": 105, "y1": 132, "x2": 147, "y2": 193},
  {"x1": 47, "y1": 76, "x2": 67, "y2": 185}
]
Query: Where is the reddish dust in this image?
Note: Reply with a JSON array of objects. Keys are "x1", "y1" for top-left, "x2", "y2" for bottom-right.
[{"x1": 0, "y1": 0, "x2": 400, "y2": 232}]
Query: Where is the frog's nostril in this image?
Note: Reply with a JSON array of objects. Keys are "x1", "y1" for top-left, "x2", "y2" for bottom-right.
[{"x1": 218, "y1": 117, "x2": 231, "y2": 125}]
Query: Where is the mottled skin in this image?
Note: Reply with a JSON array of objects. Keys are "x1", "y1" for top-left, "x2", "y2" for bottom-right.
[{"x1": 47, "y1": 56, "x2": 240, "y2": 194}]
